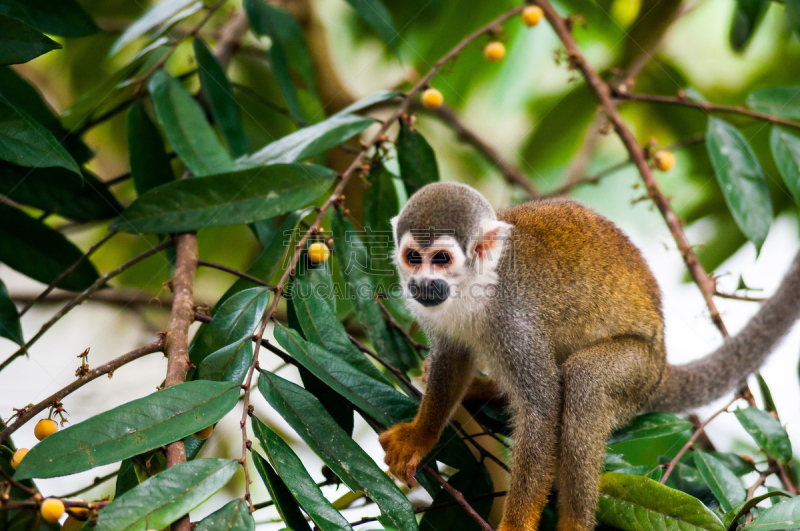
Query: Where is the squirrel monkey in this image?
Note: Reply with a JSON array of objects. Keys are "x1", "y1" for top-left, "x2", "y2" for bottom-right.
[{"x1": 379, "y1": 182, "x2": 800, "y2": 531}]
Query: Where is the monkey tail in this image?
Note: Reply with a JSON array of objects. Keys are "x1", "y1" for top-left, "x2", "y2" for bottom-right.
[{"x1": 648, "y1": 249, "x2": 800, "y2": 413}]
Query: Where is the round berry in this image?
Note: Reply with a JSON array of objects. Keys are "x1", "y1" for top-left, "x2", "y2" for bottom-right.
[
  {"x1": 308, "y1": 242, "x2": 330, "y2": 264},
  {"x1": 653, "y1": 150, "x2": 675, "y2": 171},
  {"x1": 483, "y1": 42, "x2": 506, "y2": 62},
  {"x1": 522, "y1": 5, "x2": 544, "y2": 27},
  {"x1": 421, "y1": 88, "x2": 443, "y2": 109},
  {"x1": 10, "y1": 448, "x2": 28, "y2": 470},
  {"x1": 192, "y1": 425, "x2": 213, "y2": 440},
  {"x1": 41, "y1": 498, "x2": 65, "y2": 523},
  {"x1": 34, "y1": 419, "x2": 58, "y2": 441}
]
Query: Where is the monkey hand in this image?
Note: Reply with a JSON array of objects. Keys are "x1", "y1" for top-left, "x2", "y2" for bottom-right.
[{"x1": 379, "y1": 422, "x2": 436, "y2": 488}]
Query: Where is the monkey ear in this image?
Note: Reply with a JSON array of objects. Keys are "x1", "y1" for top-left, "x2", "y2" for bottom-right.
[
  {"x1": 471, "y1": 219, "x2": 512, "y2": 262},
  {"x1": 390, "y1": 215, "x2": 400, "y2": 244}
]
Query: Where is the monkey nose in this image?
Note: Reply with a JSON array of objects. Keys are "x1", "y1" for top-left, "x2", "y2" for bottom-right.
[{"x1": 408, "y1": 278, "x2": 449, "y2": 307}]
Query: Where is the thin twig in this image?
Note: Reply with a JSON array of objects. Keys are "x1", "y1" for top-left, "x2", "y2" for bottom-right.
[
  {"x1": 197, "y1": 260, "x2": 275, "y2": 289},
  {"x1": 419, "y1": 463, "x2": 495, "y2": 531},
  {"x1": 19, "y1": 231, "x2": 118, "y2": 316},
  {"x1": 0, "y1": 339, "x2": 165, "y2": 443},
  {"x1": 714, "y1": 290, "x2": 766, "y2": 303},
  {"x1": 0, "y1": 468, "x2": 36, "y2": 495},
  {"x1": 350, "y1": 490, "x2": 508, "y2": 526},
  {"x1": 0, "y1": 238, "x2": 174, "y2": 373},
  {"x1": 58, "y1": 470, "x2": 119, "y2": 498}
]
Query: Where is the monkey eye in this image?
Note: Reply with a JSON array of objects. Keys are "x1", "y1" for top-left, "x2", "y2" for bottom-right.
[
  {"x1": 431, "y1": 251, "x2": 451, "y2": 266},
  {"x1": 405, "y1": 249, "x2": 422, "y2": 266}
]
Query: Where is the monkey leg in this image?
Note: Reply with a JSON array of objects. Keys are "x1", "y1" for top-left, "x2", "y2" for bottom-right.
[{"x1": 554, "y1": 338, "x2": 661, "y2": 531}]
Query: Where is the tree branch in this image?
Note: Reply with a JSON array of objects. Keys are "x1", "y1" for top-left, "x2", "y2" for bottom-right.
[{"x1": 197, "y1": 260, "x2": 275, "y2": 289}]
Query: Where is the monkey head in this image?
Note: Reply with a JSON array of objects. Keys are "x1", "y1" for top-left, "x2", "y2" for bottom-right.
[{"x1": 391, "y1": 183, "x2": 512, "y2": 326}]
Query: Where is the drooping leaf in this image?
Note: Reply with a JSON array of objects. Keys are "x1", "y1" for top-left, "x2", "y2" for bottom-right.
[
  {"x1": 258, "y1": 371, "x2": 418, "y2": 531},
  {"x1": 240, "y1": 113, "x2": 374, "y2": 167},
  {"x1": 0, "y1": 14, "x2": 60, "y2": 65},
  {"x1": 706, "y1": 118, "x2": 773, "y2": 252},
  {"x1": 0, "y1": 202, "x2": 100, "y2": 291},
  {"x1": 0, "y1": 162, "x2": 122, "y2": 221},
  {"x1": 693, "y1": 450, "x2": 746, "y2": 512},
  {"x1": 769, "y1": 126, "x2": 800, "y2": 207},
  {"x1": 189, "y1": 287, "x2": 270, "y2": 368},
  {"x1": 127, "y1": 101, "x2": 174, "y2": 196},
  {"x1": 733, "y1": 407, "x2": 793, "y2": 463},
  {"x1": 364, "y1": 162, "x2": 400, "y2": 287},
  {"x1": 194, "y1": 498, "x2": 255, "y2": 531},
  {"x1": 342, "y1": 0, "x2": 399, "y2": 53},
  {"x1": 729, "y1": 0, "x2": 770, "y2": 52},
  {"x1": 756, "y1": 374, "x2": 778, "y2": 415},
  {"x1": 332, "y1": 211, "x2": 418, "y2": 372},
  {"x1": 419, "y1": 465, "x2": 494, "y2": 531},
  {"x1": 0, "y1": 101, "x2": 80, "y2": 174},
  {"x1": 148, "y1": 70, "x2": 234, "y2": 176},
  {"x1": 252, "y1": 452, "x2": 313, "y2": 531},
  {"x1": 741, "y1": 495, "x2": 800, "y2": 530},
  {"x1": 397, "y1": 119, "x2": 439, "y2": 195},
  {"x1": 197, "y1": 337, "x2": 253, "y2": 384},
  {"x1": 596, "y1": 472, "x2": 725, "y2": 531},
  {"x1": 0, "y1": 278, "x2": 22, "y2": 346},
  {"x1": 193, "y1": 38, "x2": 249, "y2": 158},
  {"x1": 115, "y1": 459, "x2": 139, "y2": 498},
  {"x1": 110, "y1": 0, "x2": 197, "y2": 55},
  {"x1": 723, "y1": 491, "x2": 792, "y2": 530},
  {"x1": 0, "y1": 0, "x2": 98, "y2": 37},
  {"x1": 14, "y1": 381, "x2": 240, "y2": 479},
  {"x1": 252, "y1": 418, "x2": 353, "y2": 531},
  {"x1": 95, "y1": 459, "x2": 238, "y2": 531},
  {"x1": 747, "y1": 87, "x2": 800, "y2": 120},
  {"x1": 110, "y1": 164, "x2": 336, "y2": 234},
  {"x1": 609, "y1": 413, "x2": 694, "y2": 444}
]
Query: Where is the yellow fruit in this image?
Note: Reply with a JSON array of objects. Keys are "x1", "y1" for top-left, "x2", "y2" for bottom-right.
[
  {"x1": 653, "y1": 150, "x2": 675, "y2": 171},
  {"x1": 522, "y1": 5, "x2": 544, "y2": 26},
  {"x1": 10, "y1": 448, "x2": 28, "y2": 470},
  {"x1": 483, "y1": 42, "x2": 506, "y2": 62},
  {"x1": 192, "y1": 425, "x2": 213, "y2": 440},
  {"x1": 308, "y1": 242, "x2": 330, "y2": 264},
  {"x1": 41, "y1": 498, "x2": 65, "y2": 523},
  {"x1": 34, "y1": 418, "x2": 58, "y2": 440},
  {"x1": 421, "y1": 88, "x2": 443, "y2": 109}
]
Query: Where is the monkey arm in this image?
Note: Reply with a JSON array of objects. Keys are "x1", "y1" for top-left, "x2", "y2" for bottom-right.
[{"x1": 379, "y1": 338, "x2": 474, "y2": 486}]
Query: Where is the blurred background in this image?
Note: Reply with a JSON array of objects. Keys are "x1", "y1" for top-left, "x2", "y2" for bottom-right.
[{"x1": 1, "y1": 0, "x2": 799, "y2": 527}]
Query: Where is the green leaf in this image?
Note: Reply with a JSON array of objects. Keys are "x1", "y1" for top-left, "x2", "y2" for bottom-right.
[
  {"x1": 0, "y1": 277, "x2": 23, "y2": 346},
  {"x1": 710, "y1": 452, "x2": 757, "y2": 476},
  {"x1": 733, "y1": 407, "x2": 793, "y2": 463},
  {"x1": 110, "y1": 0, "x2": 197, "y2": 55},
  {"x1": 419, "y1": 465, "x2": 493, "y2": 531},
  {"x1": 397, "y1": 120, "x2": 439, "y2": 195},
  {"x1": 706, "y1": 118, "x2": 773, "y2": 252},
  {"x1": 0, "y1": 162, "x2": 122, "y2": 221},
  {"x1": 252, "y1": 452, "x2": 313, "y2": 531},
  {"x1": 787, "y1": 0, "x2": 800, "y2": 37},
  {"x1": 241, "y1": 113, "x2": 374, "y2": 167},
  {"x1": 189, "y1": 287, "x2": 270, "y2": 368},
  {"x1": 258, "y1": 371, "x2": 418, "y2": 531},
  {"x1": 115, "y1": 459, "x2": 139, "y2": 498},
  {"x1": 332, "y1": 211, "x2": 418, "y2": 372},
  {"x1": 127, "y1": 101, "x2": 174, "y2": 196},
  {"x1": 252, "y1": 418, "x2": 353, "y2": 531},
  {"x1": 197, "y1": 337, "x2": 253, "y2": 384},
  {"x1": 747, "y1": 87, "x2": 800, "y2": 120},
  {"x1": 0, "y1": 0, "x2": 98, "y2": 37},
  {"x1": 693, "y1": 450, "x2": 746, "y2": 512},
  {"x1": 95, "y1": 459, "x2": 238, "y2": 531},
  {"x1": 723, "y1": 491, "x2": 792, "y2": 530},
  {"x1": 342, "y1": 0, "x2": 399, "y2": 53},
  {"x1": 769, "y1": 126, "x2": 800, "y2": 207},
  {"x1": 290, "y1": 267, "x2": 390, "y2": 385},
  {"x1": 597, "y1": 472, "x2": 725, "y2": 531},
  {"x1": 609, "y1": 413, "x2": 693, "y2": 444},
  {"x1": 742, "y1": 495, "x2": 800, "y2": 530},
  {"x1": 0, "y1": 14, "x2": 60, "y2": 65},
  {"x1": 0, "y1": 101, "x2": 80, "y2": 174},
  {"x1": 193, "y1": 38, "x2": 249, "y2": 158},
  {"x1": 756, "y1": 374, "x2": 778, "y2": 415},
  {"x1": 244, "y1": 0, "x2": 303, "y2": 119},
  {"x1": 729, "y1": 0, "x2": 770, "y2": 52},
  {"x1": 148, "y1": 70, "x2": 234, "y2": 176},
  {"x1": 14, "y1": 381, "x2": 240, "y2": 479},
  {"x1": 110, "y1": 163, "x2": 336, "y2": 233},
  {"x1": 194, "y1": 498, "x2": 255, "y2": 531},
  {"x1": 0, "y1": 202, "x2": 100, "y2": 291},
  {"x1": 364, "y1": 162, "x2": 400, "y2": 287}
]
